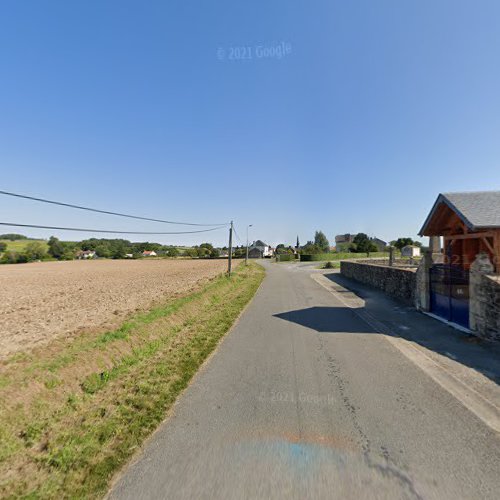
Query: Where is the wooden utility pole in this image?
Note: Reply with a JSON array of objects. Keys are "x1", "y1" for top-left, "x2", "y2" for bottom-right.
[
  {"x1": 228, "y1": 221, "x2": 233, "y2": 276},
  {"x1": 245, "y1": 224, "x2": 253, "y2": 266}
]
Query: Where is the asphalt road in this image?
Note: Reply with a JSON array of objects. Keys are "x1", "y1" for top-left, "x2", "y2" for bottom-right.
[{"x1": 110, "y1": 261, "x2": 500, "y2": 500}]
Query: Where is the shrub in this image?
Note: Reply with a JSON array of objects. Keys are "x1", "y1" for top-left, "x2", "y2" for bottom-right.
[
  {"x1": 299, "y1": 254, "x2": 332, "y2": 262},
  {"x1": 0, "y1": 251, "x2": 27, "y2": 264},
  {"x1": 48, "y1": 236, "x2": 66, "y2": 259},
  {"x1": 167, "y1": 247, "x2": 180, "y2": 257},
  {"x1": 24, "y1": 241, "x2": 48, "y2": 262}
]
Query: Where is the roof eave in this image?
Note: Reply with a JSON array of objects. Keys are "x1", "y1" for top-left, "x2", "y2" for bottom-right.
[{"x1": 418, "y1": 194, "x2": 476, "y2": 236}]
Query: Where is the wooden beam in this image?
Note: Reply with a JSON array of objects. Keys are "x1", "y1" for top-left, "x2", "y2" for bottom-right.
[
  {"x1": 427, "y1": 204, "x2": 451, "y2": 235},
  {"x1": 481, "y1": 237, "x2": 495, "y2": 256},
  {"x1": 495, "y1": 232, "x2": 500, "y2": 273},
  {"x1": 447, "y1": 231, "x2": 495, "y2": 241}
]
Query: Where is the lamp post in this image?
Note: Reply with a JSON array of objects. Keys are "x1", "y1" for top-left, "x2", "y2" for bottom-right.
[{"x1": 245, "y1": 224, "x2": 253, "y2": 265}]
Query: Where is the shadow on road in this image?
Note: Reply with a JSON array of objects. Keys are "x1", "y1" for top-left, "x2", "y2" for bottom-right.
[
  {"x1": 318, "y1": 272, "x2": 500, "y2": 387},
  {"x1": 274, "y1": 306, "x2": 377, "y2": 334},
  {"x1": 274, "y1": 272, "x2": 500, "y2": 388}
]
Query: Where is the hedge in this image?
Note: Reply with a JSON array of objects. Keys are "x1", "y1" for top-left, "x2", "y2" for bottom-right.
[
  {"x1": 300, "y1": 252, "x2": 388, "y2": 262},
  {"x1": 276, "y1": 254, "x2": 295, "y2": 262},
  {"x1": 299, "y1": 254, "x2": 336, "y2": 262}
]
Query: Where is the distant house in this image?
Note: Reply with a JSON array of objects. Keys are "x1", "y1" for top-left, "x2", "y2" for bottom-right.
[
  {"x1": 77, "y1": 250, "x2": 96, "y2": 260},
  {"x1": 335, "y1": 234, "x2": 355, "y2": 252},
  {"x1": 335, "y1": 234, "x2": 354, "y2": 245},
  {"x1": 248, "y1": 240, "x2": 274, "y2": 258},
  {"x1": 248, "y1": 247, "x2": 263, "y2": 259},
  {"x1": 370, "y1": 237, "x2": 388, "y2": 252},
  {"x1": 142, "y1": 250, "x2": 157, "y2": 257},
  {"x1": 335, "y1": 234, "x2": 386, "y2": 252},
  {"x1": 401, "y1": 245, "x2": 421, "y2": 258}
]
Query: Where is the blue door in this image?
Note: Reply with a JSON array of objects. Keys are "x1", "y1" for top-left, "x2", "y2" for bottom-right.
[{"x1": 430, "y1": 264, "x2": 469, "y2": 329}]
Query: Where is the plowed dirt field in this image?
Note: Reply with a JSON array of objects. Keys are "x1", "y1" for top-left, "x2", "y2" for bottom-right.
[{"x1": 0, "y1": 259, "x2": 233, "y2": 358}]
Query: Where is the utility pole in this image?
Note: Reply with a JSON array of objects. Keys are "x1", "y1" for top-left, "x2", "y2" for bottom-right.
[
  {"x1": 245, "y1": 224, "x2": 253, "y2": 265},
  {"x1": 228, "y1": 221, "x2": 233, "y2": 276}
]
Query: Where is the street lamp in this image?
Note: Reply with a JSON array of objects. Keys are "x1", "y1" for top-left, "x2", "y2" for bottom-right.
[{"x1": 245, "y1": 224, "x2": 253, "y2": 265}]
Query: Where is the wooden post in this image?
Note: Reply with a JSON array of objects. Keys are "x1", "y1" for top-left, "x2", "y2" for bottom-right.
[
  {"x1": 228, "y1": 221, "x2": 233, "y2": 276},
  {"x1": 494, "y1": 230, "x2": 500, "y2": 274}
]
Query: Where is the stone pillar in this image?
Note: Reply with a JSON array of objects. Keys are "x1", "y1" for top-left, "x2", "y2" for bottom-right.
[
  {"x1": 389, "y1": 246, "x2": 395, "y2": 267},
  {"x1": 415, "y1": 249, "x2": 432, "y2": 311},
  {"x1": 429, "y1": 236, "x2": 441, "y2": 254},
  {"x1": 469, "y1": 252, "x2": 494, "y2": 334},
  {"x1": 426, "y1": 236, "x2": 444, "y2": 264}
]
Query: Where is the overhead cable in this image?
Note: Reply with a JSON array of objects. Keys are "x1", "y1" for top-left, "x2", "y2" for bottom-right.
[
  {"x1": 0, "y1": 190, "x2": 229, "y2": 227},
  {"x1": 0, "y1": 221, "x2": 227, "y2": 235}
]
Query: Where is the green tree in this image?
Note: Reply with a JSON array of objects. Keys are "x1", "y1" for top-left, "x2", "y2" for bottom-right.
[
  {"x1": 197, "y1": 242, "x2": 220, "y2": 258},
  {"x1": 0, "y1": 242, "x2": 7, "y2": 252},
  {"x1": 393, "y1": 237, "x2": 414, "y2": 250},
  {"x1": 167, "y1": 247, "x2": 180, "y2": 257},
  {"x1": 335, "y1": 242, "x2": 352, "y2": 253},
  {"x1": 302, "y1": 241, "x2": 321, "y2": 254},
  {"x1": 1, "y1": 251, "x2": 23, "y2": 264},
  {"x1": 23, "y1": 241, "x2": 47, "y2": 261},
  {"x1": 234, "y1": 246, "x2": 246, "y2": 258},
  {"x1": 352, "y1": 233, "x2": 378, "y2": 254},
  {"x1": 111, "y1": 241, "x2": 128, "y2": 259},
  {"x1": 61, "y1": 241, "x2": 78, "y2": 260},
  {"x1": 48, "y1": 236, "x2": 66, "y2": 259},
  {"x1": 276, "y1": 244, "x2": 293, "y2": 255},
  {"x1": 314, "y1": 231, "x2": 330, "y2": 253},
  {"x1": 199, "y1": 243, "x2": 214, "y2": 252}
]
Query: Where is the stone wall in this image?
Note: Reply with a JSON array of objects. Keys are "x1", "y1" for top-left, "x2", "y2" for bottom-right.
[
  {"x1": 341, "y1": 252, "x2": 500, "y2": 341},
  {"x1": 470, "y1": 254, "x2": 500, "y2": 341},
  {"x1": 340, "y1": 261, "x2": 417, "y2": 304},
  {"x1": 341, "y1": 258, "x2": 419, "y2": 267}
]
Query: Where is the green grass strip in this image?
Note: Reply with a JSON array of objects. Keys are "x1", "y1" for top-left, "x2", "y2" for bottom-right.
[{"x1": 0, "y1": 263, "x2": 265, "y2": 499}]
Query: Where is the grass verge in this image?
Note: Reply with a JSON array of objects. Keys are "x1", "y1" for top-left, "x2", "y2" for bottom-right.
[
  {"x1": 0, "y1": 262, "x2": 264, "y2": 499},
  {"x1": 317, "y1": 261, "x2": 341, "y2": 269}
]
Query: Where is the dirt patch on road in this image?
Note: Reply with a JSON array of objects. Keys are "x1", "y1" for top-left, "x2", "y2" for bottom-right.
[{"x1": 0, "y1": 259, "x2": 233, "y2": 359}]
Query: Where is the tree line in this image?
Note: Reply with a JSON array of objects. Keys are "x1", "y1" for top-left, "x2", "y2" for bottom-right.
[
  {"x1": 274, "y1": 231, "x2": 381, "y2": 255},
  {"x1": 274, "y1": 232, "x2": 423, "y2": 255},
  {"x1": 0, "y1": 235, "x2": 225, "y2": 264}
]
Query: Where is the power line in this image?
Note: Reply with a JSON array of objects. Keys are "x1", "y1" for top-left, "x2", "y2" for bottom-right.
[
  {"x1": 0, "y1": 190, "x2": 229, "y2": 227},
  {"x1": 232, "y1": 225, "x2": 243, "y2": 244},
  {"x1": 0, "y1": 222, "x2": 227, "y2": 235}
]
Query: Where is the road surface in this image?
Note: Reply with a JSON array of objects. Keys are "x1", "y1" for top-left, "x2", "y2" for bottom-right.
[{"x1": 110, "y1": 261, "x2": 500, "y2": 500}]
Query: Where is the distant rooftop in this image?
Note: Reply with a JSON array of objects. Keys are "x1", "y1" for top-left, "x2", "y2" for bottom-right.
[{"x1": 253, "y1": 240, "x2": 268, "y2": 247}]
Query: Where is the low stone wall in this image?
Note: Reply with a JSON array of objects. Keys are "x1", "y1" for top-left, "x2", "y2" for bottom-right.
[
  {"x1": 340, "y1": 261, "x2": 417, "y2": 304},
  {"x1": 470, "y1": 274, "x2": 500, "y2": 342}
]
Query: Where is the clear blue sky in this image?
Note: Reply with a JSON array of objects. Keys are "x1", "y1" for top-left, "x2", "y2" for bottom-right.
[{"x1": 1, "y1": 0, "x2": 500, "y2": 247}]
